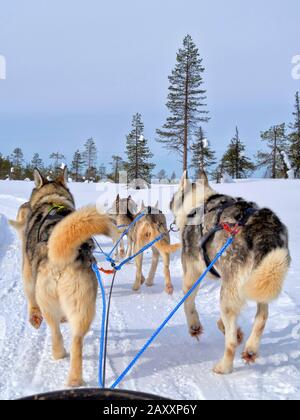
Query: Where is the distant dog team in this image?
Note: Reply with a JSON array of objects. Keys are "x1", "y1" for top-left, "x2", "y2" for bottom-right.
[{"x1": 10, "y1": 167, "x2": 290, "y2": 387}]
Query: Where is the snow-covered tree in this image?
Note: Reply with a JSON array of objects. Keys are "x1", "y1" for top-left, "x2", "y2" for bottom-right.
[
  {"x1": 256, "y1": 123, "x2": 287, "y2": 179},
  {"x1": 288, "y1": 91, "x2": 300, "y2": 177},
  {"x1": 125, "y1": 113, "x2": 155, "y2": 185},
  {"x1": 190, "y1": 127, "x2": 216, "y2": 179},
  {"x1": 156, "y1": 35, "x2": 209, "y2": 171},
  {"x1": 221, "y1": 127, "x2": 254, "y2": 179}
]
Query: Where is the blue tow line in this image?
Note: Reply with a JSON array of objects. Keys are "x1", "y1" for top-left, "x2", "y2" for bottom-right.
[
  {"x1": 92, "y1": 263, "x2": 106, "y2": 389},
  {"x1": 110, "y1": 235, "x2": 234, "y2": 390},
  {"x1": 93, "y1": 221, "x2": 235, "y2": 390}
]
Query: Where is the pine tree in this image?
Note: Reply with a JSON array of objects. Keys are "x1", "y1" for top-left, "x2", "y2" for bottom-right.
[
  {"x1": 222, "y1": 127, "x2": 254, "y2": 179},
  {"x1": 110, "y1": 155, "x2": 124, "y2": 183},
  {"x1": 98, "y1": 164, "x2": 107, "y2": 181},
  {"x1": 0, "y1": 154, "x2": 11, "y2": 179},
  {"x1": 71, "y1": 150, "x2": 84, "y2": 182},
  {"x1": 125, "y1": 113, "x2": 155, "y2": 185},
  {"x1": 289, "y1": 92, "x2": 300, "y2": 177},
  {"x1": 156, "y1": 34, "x2": 209, "y2": 172},
  {"x1": 49, "y1": 152, "x2": 66, "y2": 176},
  {"x1": 31, "y1": 153, "x2": 44, "y2": 169},
  {"x1": 190, "y1": 127, "x2": 216, "y2": 179},
  {"x1": 157, "y1": 169, "x2": 168, "y2": 182},
  {"x1": 10, "y1": 148, "x2": 24, "y2": 179},
  {"x1": 83, "y1": 138, "x2": 98, "y2": 181},
  {"x1": 170, "y1": 171, "x2": 177, "y2": 183},
  {"x1": 256, "y1": 123, "x2": 287, "y2": 179}
]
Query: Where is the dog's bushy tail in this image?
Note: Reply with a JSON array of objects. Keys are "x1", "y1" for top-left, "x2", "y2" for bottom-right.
[
  {"x1": 139, "y1": 222, "x2": 181, "y2": 254},
  {"x1": 48, "y1": 206, "x2": 119, "y2": 268},
  {"x1": 244, "y1": 248, "x2": 290, "y2": 303}
]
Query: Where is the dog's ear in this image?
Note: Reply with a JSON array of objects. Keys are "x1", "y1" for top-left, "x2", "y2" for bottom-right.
[
  {"x1": 197, "y1": 170, "x2": 209, "y2": 187},
  {"x1": 180, "y1": 170, "x2": 191, "y2": 190},
  {"x1": 57, "y1": 166, "x2": 68, "y2": 187},
  {"x1": 33, "y1": 168, "x2": 46, "y2": 189}
]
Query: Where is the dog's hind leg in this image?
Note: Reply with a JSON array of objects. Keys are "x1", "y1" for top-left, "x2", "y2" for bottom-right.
[
  {"x1": 68, "y1": 317, "x2": 93, "y2": 387},
  {"x1": 160, "y1": 251, "x2": 174, "y2": 295},
  {"x1": 118, "y1": 238, "x2": 126, "y2": 259},
  {"x1": 146, "y1": 247, "x2": 160, "y2": 287},
  {"x1": 183, "y1": 260, "x2": 203, "y2": 338},
  {"x1": 133, "y1": 241, "x2": 145, "y2": 291},
  {"x1": 214, "y1": 286, "x2": 242, "y2": 375},
  {"x1": 46, "y1": 313, "x2": 66, "y2": 361},
  {"x1": 23, "y1": 257, "x2": 43, "y2": 329},
  {"x1": 242, "y1": 303, "x2": 269, "y2": 364},
  {"x1": 217, "y1": 319, "x2": 244, "y2": 345}
]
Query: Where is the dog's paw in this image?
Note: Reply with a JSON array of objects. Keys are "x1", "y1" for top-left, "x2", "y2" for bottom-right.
[
  {"x1": 242, "y1": 350, "x2": 258, "y2": 365},
  {"x1": 67, "y1": 377, "x2": 85, "y2": 388},
  {"x1": 146, "y1": 280, "x2": 154, "y2": 287},
  {"x1": 213, "y1": 361, "x2": 233, "y2": 375},
  {"x1": 165, "y1": 284, "x2": 174, "y2": 295},
  {"x1": 29, "y1": 308, "x2": 43, "y2": 329},
  {"x1": 189, "y1": 324, "x2": 203, "y2": 340},
  {"x1": 132, "y1": 282, "x2": 141, "y2": 292},
  {"x1": 53, "y1": 347, "x2": 67, "y2": 360}
]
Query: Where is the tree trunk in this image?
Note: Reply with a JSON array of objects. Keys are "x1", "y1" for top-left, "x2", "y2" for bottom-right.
[
  {"x1": 183, "y1": 54, "x2": 190, "y2": 173},
  {"x1": 272, "y1": 129, "x2": 277, "y2": 179}
]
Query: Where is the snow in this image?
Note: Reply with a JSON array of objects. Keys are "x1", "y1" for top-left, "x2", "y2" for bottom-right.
[{"x1": 0, "y1": 179, "x2": 300, "y2": 400}]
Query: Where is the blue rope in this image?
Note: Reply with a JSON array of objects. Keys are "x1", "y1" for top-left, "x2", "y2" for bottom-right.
[
  {"x1": 108, "y1": 212, "x2": 146, "y2": 259},
  {"x1": 92, "y1": 262, "x2": 107, "y2": 388},
  {"x1": 113, "y1": 233, "x2": 165, "y2": 271},
  {"x1": 110, "y1": 235, "x2": 235, "y2": 390}
]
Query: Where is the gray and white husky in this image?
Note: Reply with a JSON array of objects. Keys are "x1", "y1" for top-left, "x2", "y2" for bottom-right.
[{"x1": 171, "y1": 171, "x2": 290, "y2": 375}]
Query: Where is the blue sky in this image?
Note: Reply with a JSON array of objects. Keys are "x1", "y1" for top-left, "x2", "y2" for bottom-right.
[{"x1": 0, "y1": 0, "x2": 299, "y2": 175}]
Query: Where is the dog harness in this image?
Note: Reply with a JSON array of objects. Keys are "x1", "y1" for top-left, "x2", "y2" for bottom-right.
[
  {"x1": 198, "y1": 194, "x2": 258, "y2": 278},
  {"x1": 37, "y1": 204, "x2": 71, "y2": 242}
]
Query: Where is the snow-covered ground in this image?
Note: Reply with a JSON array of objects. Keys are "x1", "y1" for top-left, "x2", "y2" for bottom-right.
[{"x1": 0, "y1": 179, "x2": 299, "y2": 400}]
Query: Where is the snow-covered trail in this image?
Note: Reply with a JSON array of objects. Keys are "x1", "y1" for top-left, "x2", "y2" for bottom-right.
[{"x1": 0, "y1": 180, "x2": 299, "y2": 400}]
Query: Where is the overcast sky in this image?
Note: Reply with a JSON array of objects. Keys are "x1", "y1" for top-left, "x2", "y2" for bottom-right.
[{"x1": 0, "y1": 0, "x2": 299, "y2": 175}]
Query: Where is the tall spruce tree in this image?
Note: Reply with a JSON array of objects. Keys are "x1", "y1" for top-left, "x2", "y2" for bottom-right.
[
  {"x1": 289, "y1": 91, "x2": 300, "y2": 177},
  {"x1": 125, "y1": 113, "x2": 155, "y2": 185},
  {"x1": 10, "y1": 148, "x2": 24, "y2": 179},
  {"x1": 71, "y1": 150, "x2": 84, "y2": 182},
  {"x1": 156, "y1": 34, "x2": 209, "y2": 172},
  {"x1": 83, "y1": 138, "x2": 98, "y2": 181},
  {"x1": 256, "y1": 123, "x2": 287, "y2": 179},
  {"x1": 0, "y1": 154, "x2": 11, "y2": 179},
  {"x1": 222, "y1": 127, "x2": 254, "y2": 179},
  {"x1": 190, "y1": 127, "x2": 216, "y2": 179},
  {"x1": 49, "y1": 152, "x2": 66, "y2": 176},
  {"x1": 110, "y1": 155, "x2": 124, "y2": 183},
  {"x1": 31, "y1": 153, "x2": 44, "y2": 169}
]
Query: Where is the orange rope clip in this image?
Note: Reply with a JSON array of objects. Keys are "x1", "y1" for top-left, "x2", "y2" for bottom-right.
[{"x1": 98, "y1": 267, "x2": 115, "y2": 275}]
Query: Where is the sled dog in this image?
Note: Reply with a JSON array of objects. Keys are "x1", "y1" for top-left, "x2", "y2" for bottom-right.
[
  {"x1": 12, "y1": 168, "x2": 118, "y2": 387},
  {"x1": 171, "y1": 171, "x2": 290, "y2": 374},
  {"x1": 130, "y1": 202, "x2": 181, "y2": 295},
  {"x1": 109, "y1": 194, "x2": 138, "y2": 259}
]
